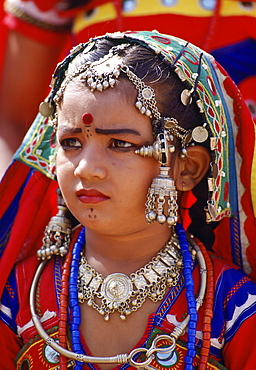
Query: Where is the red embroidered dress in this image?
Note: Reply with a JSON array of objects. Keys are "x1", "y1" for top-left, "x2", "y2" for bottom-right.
[{"x1": 1, "y1": 245, "x2": 256, "y2": 369}]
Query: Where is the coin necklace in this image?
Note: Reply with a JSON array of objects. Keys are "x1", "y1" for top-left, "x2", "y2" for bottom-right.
[{"x1": 77, "y1": 234, "x2": 184, "y2": 321}]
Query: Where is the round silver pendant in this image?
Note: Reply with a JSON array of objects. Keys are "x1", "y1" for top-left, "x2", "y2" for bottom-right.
[
  {"x1": 180, "y1": 89, "x2": 192, "y2": 106},
  {"x1": 142, "y1": 87, "x2": 154, "y2": 100},
  {"x1": 101, "y1": 273, "x2": 133, "y2": 304},
  {"x1": 44, "y1": 341, "x2": 60, "y2": 364},
  {"x1": 192, "y1": 126, "x2": 209, "y2": 143},
  {"x1": 39, "y1": 101, "x2": 54, "y2": 117}
]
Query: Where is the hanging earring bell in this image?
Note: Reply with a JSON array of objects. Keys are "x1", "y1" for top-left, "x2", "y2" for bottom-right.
[
  {"x1": 37, "y1": 189, "x2": 72, "y2": 260},
  {"x1": 145, "y1": 167, "x2": 178, "y2": 227}
]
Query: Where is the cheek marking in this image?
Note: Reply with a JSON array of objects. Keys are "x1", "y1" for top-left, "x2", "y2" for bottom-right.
[
  {"x1": 82, "y1": 113, "x2": 93, "y2": 126},
  {"x1": 88, "y1": 208, "x2": 97, "y2": 219}
]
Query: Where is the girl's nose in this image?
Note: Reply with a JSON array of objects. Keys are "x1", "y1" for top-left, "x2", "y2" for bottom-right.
[{"x1": 74, "y1": 146, "x2": 107, "y2": 180}]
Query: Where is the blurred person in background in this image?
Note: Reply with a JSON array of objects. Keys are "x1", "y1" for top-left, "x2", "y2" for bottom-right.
[{"x1": 0, "y1": 0, "x2": 256, "y2": 177}]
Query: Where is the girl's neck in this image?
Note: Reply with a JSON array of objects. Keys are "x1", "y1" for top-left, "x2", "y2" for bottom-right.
[{"x1": 83, "y1": 224, "x2": 173, "y2": 276}]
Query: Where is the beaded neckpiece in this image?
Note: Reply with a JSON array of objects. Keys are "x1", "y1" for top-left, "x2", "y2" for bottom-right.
[{"x1": 77, "y1": 235, "x2": 184, "y2": 321}]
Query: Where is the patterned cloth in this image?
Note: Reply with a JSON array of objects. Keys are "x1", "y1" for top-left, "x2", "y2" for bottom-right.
[{"x1": 0, "y1": 245, "x2": 256, "y2": 369}]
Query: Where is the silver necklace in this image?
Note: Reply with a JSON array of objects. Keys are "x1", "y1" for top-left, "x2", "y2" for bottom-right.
[
  {"x1": 77, "y1": 236, "x2": 184, "y2": 321},
  {"x1": 30, "y1": 234, "x2": 206, "y2": 368}
]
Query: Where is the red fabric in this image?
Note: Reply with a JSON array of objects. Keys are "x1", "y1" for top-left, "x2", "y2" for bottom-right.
[
  {"x1": 0, "y1": 0, "x2": 8, "y2": 80},
  {"x1": 2, "y1": 0, "x2": 106, "y2": 46},
  {"x1": 21, "y1": 0, "x2": 65, "y2": 12},
  {"x1": 16, "y1": 255, "x2": 59, "y2": 342},
  {"x1": 0, "y1": 320, "x2": 23, "y2": 370},
  {"x1": 0, "y1": 165, "x2": 58, "y2": 298},
  {"x1": 223, "y1": 314, "x2": 256, "y2": 369},
  {"x1": 4, "y1": 1, "x2": 256, "y2": 50},
  {"x1": 238, "y1": 76, "x2": 256, "y2": 121},
  {"x1": 211, "y1": 63, "x2": 256, "y2": 281},
  {"x1": 74, "y1": 13, "x2": 256, "y2": 52},
  {"x1": 3, "y1": 12, "x2": 70, "y2": 47},
  {"x1": 0, "y1": 161, "x2": 31, "y2": 217}
]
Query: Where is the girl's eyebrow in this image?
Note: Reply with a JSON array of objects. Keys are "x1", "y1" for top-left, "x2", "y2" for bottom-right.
[
  {"x1": 58, "y1": 126, "x2": 82, "y2": 134},
  {"x1": 57, "y1": 126, "x2": 141, "y2": 136},
  {"x1": 95, "y1": 128, "x2": 141, "y2": 136}
]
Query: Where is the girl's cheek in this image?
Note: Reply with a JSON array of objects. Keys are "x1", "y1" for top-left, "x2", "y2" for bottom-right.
[{"x1": 56, "y1": 150, "x2": 67, "y2": 167}]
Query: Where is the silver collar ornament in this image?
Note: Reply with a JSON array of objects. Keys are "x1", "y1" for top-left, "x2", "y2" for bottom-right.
[{"x1": 77, "y1": 234, "x2": 183, "y2": 321}]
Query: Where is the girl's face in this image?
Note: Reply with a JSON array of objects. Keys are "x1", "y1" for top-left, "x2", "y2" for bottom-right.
[{"x1": 56, "y1": 81, "x2": 161, "y2": 236}]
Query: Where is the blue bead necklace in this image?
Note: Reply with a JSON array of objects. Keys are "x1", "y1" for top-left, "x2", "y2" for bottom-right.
[
  {"x1": 176, "y1": 223, "x2": 197, "y2": 370},
  {"x1": 69, "y1": 227, "x2": 86, "y2": 370}
]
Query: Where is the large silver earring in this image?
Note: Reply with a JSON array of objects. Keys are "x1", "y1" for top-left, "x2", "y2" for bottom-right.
[
  {"x1": 37, "y1": 189, "x2": 72, "y2": 260},
  {"x1": 145, "y1": 167, "x2": 178, "y2": 227}
]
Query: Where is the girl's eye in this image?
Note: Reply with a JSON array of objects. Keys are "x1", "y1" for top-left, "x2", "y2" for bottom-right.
[
  {"x1": 110, "y1": 139, "x2": 134, "y2": 149},
  {"x1": 60, "y1": 138, "x2": 81, "y2": 150}
]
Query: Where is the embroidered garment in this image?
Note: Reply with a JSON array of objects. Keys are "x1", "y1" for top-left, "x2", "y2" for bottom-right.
[{"x1": 0, "y1": 244, "x2": 256, "y2": 369}]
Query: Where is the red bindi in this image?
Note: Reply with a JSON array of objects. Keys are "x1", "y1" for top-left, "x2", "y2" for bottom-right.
[{"x1": 82, "y1": 113, "x2": 93, "y2": 126}]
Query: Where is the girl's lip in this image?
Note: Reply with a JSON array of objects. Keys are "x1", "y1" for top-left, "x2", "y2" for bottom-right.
[{"x1": 76, "y1": 189, "x2": 110, "y2": 204}]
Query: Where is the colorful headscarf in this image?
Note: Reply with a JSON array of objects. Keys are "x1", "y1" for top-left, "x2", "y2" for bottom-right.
[{"x1": 0, "y1": 30, "x2": 255, "y2": 296}]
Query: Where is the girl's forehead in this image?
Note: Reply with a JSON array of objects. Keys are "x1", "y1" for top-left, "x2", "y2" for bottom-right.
[
  {"x1": 60, "y1": 79, "x2": 138, "y2": 116},
  {"x1": 62, "y1": 76, "x2": 134, "y2": 101},
  {"x1": 57, "y1": 82, "x2": 153, "y2": 135}
]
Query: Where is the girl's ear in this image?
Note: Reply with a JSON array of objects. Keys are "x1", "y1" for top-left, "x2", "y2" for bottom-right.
[{"x1": 174, "y1": 146, "x2": 211, "y2": 192}]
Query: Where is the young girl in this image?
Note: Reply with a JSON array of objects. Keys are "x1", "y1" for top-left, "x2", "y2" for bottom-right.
[{"x1": 0, "y1": 30, "x2": 256, "y2": 370}]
